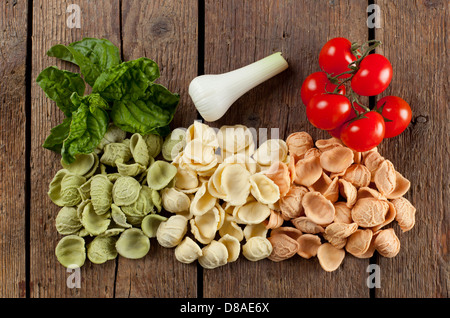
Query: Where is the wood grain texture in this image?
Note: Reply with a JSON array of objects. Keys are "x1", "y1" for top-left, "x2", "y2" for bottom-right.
[
  {"x1": 0, "y1": 0, "x2": 28, "y2": 298},
  {"x1": 30, "y1": 0, "x2": 121, "y2": 297},
  {"x1": 203, "y1": 0, "x2": 371, "y2": 297},
  {"x1": 115, "y1": 0, "x2": 198, "y2": 298},
  {"x1": 374, "y1": 0, "x2": 449, "y2": 298}
]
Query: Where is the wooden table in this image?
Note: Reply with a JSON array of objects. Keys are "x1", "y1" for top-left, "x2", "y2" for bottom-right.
[{"x1": 0, "y1": 0, "x2": 448, "y2": 299}]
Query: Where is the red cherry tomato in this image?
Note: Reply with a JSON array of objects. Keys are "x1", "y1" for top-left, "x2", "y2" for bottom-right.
[
  {"x1": 340, "y1": 111, "x2": 385, "y2": 152},
  {"x1": 306, "y1": 93, "x2": 352, "y2": 131},
  {"x1": 327, "y1": 103, "x2": 366, "y2": 139},
  {"x1": 301, "y1": 71, "x2": 346, "y2": 106},
  {"x1": 319, "y1": 37, "x2": 357, "y2": 79},
  {"x1": 351, "y1": 54, "x2": 393, "y2": 96},
  {"x1": 377, "y1": 96, "x2": 412, "y2": 138}
]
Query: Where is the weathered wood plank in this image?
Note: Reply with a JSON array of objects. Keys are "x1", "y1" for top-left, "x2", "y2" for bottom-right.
[
  {"x1": 0, "y1": 0, "x2": 28, "y2": 298},
  {"x1": 30, "y1": 0, "x2": 121, "y2": 297},
  {"x1": 374, "y1": 0, "x2": 449, "y2": 298},
  {"x1": 203, "y1": 0, "x2": 371, "y2": 297},
  {"x1": 115, "y1": 0, "x2": 198, "y2": 298}
]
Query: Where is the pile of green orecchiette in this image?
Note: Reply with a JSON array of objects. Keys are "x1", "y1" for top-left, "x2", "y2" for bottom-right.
[{"x1": 50, "y1": 124, "x2": 183, "y2": 268}]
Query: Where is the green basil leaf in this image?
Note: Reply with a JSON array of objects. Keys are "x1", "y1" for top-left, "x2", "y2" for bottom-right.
[
  {"x1": 61, "y1": 93, "x2": 110, "y2": 164},
  {"x1": 47, "y1": 38, "x2": 122, "y2": 87},
  {"x1": 42, "y1": 117, "x2": 72, "y2": 153},
  {"x1": 92, "y1": 57, "x2": 160, "y2": 102},
  {"x1": 111, "y1": 83, "x2": 179, "y2": 136},
  {"x1": 36, "y1": 66, "x2": 85, "y2": 116}
]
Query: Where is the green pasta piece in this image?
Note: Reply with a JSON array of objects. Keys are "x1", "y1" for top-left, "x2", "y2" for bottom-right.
[
  {"x1": 143, "y1": 133, "x2": 163, "y2": 159},
  {"x1": 87, "y1": 236, "x2": 118, "y2": 264},
  {"x1": 55, "y1": 206, "x2": 83, "y2": 235},
  {"x1": 112, "y1": 176, "x2": 141, "y2": 206},
  {"x1": 146, "y1": 160, "x2": 177, "y2": 190},
  {"x1": 90, "y1": 174, "x2": 113, "y2": 215},
  {"x1": 55, "y1": 235, "x2": 86, "y2": 268},
  {"x1": 110, "y1": 204, "x2": 132, "y2": 228},
  {"x1": 141, "y1": 214, "x2": 168, "y2": 238},
  {"x1": 121, "y1": 185, "x2": 154, "y2": 217},
  {"x1": 80, "y1": 201, "x2": 111, "y2": 236},
  {"x1": 61, "y1": 153, "x2": 98, "y2": 176},
  {"x1": 115, "y1": 228, "x2": 150, "y2": 259},
  {"x1": 100, "y1": 142, "x2": 132, "y2": 167},
  {"x1": 130, "y1": 133, "x2": 151, "y2": 167}
]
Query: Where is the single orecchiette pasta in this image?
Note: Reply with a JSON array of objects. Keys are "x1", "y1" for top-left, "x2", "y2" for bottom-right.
[
  {"x1": 345, "y1": 229, "x2": 373, "y2": 257},
  {"x1": 90, "y1": 174, "x2": 113, "y2": 215},
  {"x1": 80, "y1": 201, "x2": 111, "y2": 236},
  {"x1": 100, "y1": 142, "x2": 132, "y2": 167},
  {"x1": 293, "y1": 154, "x2": 323, "y2": 187},
  {"x1": 112, "y1": 176, "x2": 142, "y2": 206},
  {"x1": 286, "y1": 131, "x2": 314, "y2": 160},
  {"x1": 87, "y1": 236, "x2": 118, "y2": 265},
  {"x1": 175, "y1": 236, "x2": 203, "y2": 264},
  {"x1": 302, "y1": 191, "x2": 335, "y2": 226},
  {"x1": 297, "y1": 234, "x2": 321, "y2": 259},
  {"x1": 198, "y1": 240, "x2": 228, "y2": 269},
  {"x1": 242, "y1": 236, "x2": 273, "y2": 262},
  {"x1": 96, "y1": 124, "x2": 127, "y2": 153},
  {"x1": 115, "y1": 228, "x2": 151, "y2": 259},
  {"x1": 351, "y1": 198, "x2": 389, "y2": 228},
  {"x1": 243, "y1": 222, "x2": 269, "y2": 240},
  {"x1": 218, "y1": 234, "x2": 241, "y2": 263},
  {"x1": 190, "y1": 206, "x2": 222, "y2": 244},
  {"x1": 253, "y1": 139, "x2": 288, "y2": 167},
  {"x1": 156, "y1": 215, "x2": 188, "y2": 248},
  {"x1": 319, "y1": 146, "x2": 354, "y2": 174},
  {"x1": 141, "y1": 214, "x2": 168, "y2": 238},
  {"x1": 317, "y1": 243, "x2": 345, "y2": 272},
  {"x1": 55, "y1": 206, "x2": 83, "y2": 235},
  {"x1": 233, "y1": 199, "x2": 271, "y2": 225},
  {"x1": 162, "y1": 128, "x2": 186, "y2": 161},
  {"x1": 217, "y1": 124, "x2": 254, "y2": 155},
  {"x1": 55, "y1": 235, "x2": 86, "y2": 268},
  {"x1": 129, "y1": 133, "x2": 151, "y2": 167},
  {"x1": 392, "y1": 196, "x2": 416, "y2": 232},
  {"x1": 143, "y1": 133, "x2": 164, "y2": 159},
  {"x1": 61, "y1": 153, "x2": 98, "y2": 177},
  {"x1": 341, "y1": 164, "x2": 371, "y2": 188},
  {"x1": 279, "y1": 185, "x2": 308, "y2": 220},
  {"x1": 249, "y1": 173, "x2": 280, "y2": 205},
  {"x1": 161, "y1": 187, "x2": 191, "y2": 213},
  {"x1": 264, "y1": 161, "x2": 291, "y2": 197},
  {"x1": 373, "y1": 228, "x2": 401, "y2": 258},
  {"x1": 146, "y1": 161, "x2": 178, "y2": 190},
  {"x1": 48, "y1": 169, "x2": 86, "y2": 207}
]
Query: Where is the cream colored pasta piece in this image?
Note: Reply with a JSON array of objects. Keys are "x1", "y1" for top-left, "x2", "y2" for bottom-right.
[
  {"x1": 55, "y1": 235, "x2": 86, "y2": 268},
  {"x1": 294, "y1": 154, "x2": 323, "y2": 187},
  {"x1": 61, "y1": 153, "x2": 98, "y2": 177},
  {"x1": 297, "y1": 234, "x2": 321, "y2": 259},
  {"x1": 345, "y1": 229, "x2": 373, "y2": 257},
  {"x1": 87, "y1": 236, "x2": 118, "y2": 265},
  {"x1": 112, "y1": 176, "x2": 142, "y2": 206},
  {"x1": 129, "y1": 133, "x2": 151, "y2": 167},
  {"x1": 373, "y1": 159, "x2": 397, "y2": 196},
  {"x1": 121, "y1": 185, "x2": 154, "y2": 217},
  {"x1": 264, "y1": 161, "x2": 291, "y2": 197},
  {"x1": 333, "y1": 202, "x2": 353, "y2": 224},
  {"x1": 286, "y1": 132, "x2": 314, "y2": 160},
  {"x1": 242, "y1": 236, "x2": 273, "y2": 262},
  {"x1": 174, "y1": 162, "x2": 199, "y2": 191},
  {"x1": 190, "y1": 182, "x2": 217, "y2": 216},
  {"x1": 100, "y1": 142, "x2": 132, "y2": 167},
  {"x1": 243, "y1": 222, "x2": 269, "y2": 240},
  {"x1": 55, "y1": 206, "x2": 83, "y2": 235},
  {"x1": 96, "y1": 123, "x2": 127, "y2": 153},
  {"x1": 373, "y1": 228, "x2": 401, "y2": 258},
  {"x1": 90, "y1": 174, "x2": 113, "y2": 215},
  {"x1": 291, "y1": 216, "x2": 324, "y2": 234},
  {"x1": 146, "y1": 161, "x2": 178, "y2": 190},
  {"x1": 233, "y1": 200, "x2": 271, "y2": 225},
  {"x1": 218, "y1": 234, "x2": 241, "y2": 262},
  {"x1": 185, "y1": 121, "x2": 219, "y2": 149},
  {"x1": 267, "y1": 233, "x2": 299, "y2": 262},
  {"x1": 217, "y1": 124, "x2": 254, "y2": 155},
  {"x1": 338, "y1": 179, "x2": 358, "y2": 208},
  {"x1": 279, "y1": 185, "x2": 308, "y2": 220},
  {"x1": 220, "y1": 163, "x2": 251, "y2": 206},
  {"x1": 264, "y1": 210, "x2": 285, "y2": 230},
  {"x1": 174, "y1": 236, "x2": 203, "y2": 264},
  {"x1": 190, "y1": 206, "x2": 221, "y2": 244},
  {"x1": 385, "y1": 171, "x2": 411, "y2": 200},
  {"x1": 162, "y1": 128, "x2": 186, "y2": 161},
  {"x1": 351, "y1": 198, "x2": 389, "y2": 228},
  {"x1": 141, "y1": 214, "x2": 168, "y2": 238},
  {"x1": 308, "y1": 173, "x2": 339, "y2": 203},
  {"x1": 110, "y1": 204, "x2": 132, "y2": 229},
  {"x1": 317, "y1": 243, "x2": 345, "y2": 272},
  {"x1": 219, "y1": 214, "x2": 244, "y2": 242},
  {"x1": 391, "y1": 197, "x2": 416, "y2": 232},
  {"x1": 319, "y1": 146, "x2": 354, "y2": 173},
  {"x1": 302, "y1": 191, "x2": 335, "y2": 226},
  {"x1": 161, "y1": 187, "x2": 191, "y2": 213},
  {"x1": 183, "y1": 139, "x2": 218, "y2": 167},
  {"x1": 341, "y1": 164, "x2": 371, "y2": 188},
  {"x1": 80, "y1": 201, "x2": 111, "y2": 236},
  {"x1": 315, "y1": 137, "x2": 344, "y2": 152},
  {"x1": 156, "y1": 215, "x2": 188, "y2": 248},
  {"x1": 143, "y1": 133, "x2": 164, "y2": 159},
  {"x1": 223, "y1": 153, "x2": 259, "y2": 175},
  {"x1": 115, "y1": 160, "x2": 147, "y2": 177},
  {"x1": 249, "y1": 173, "x2": 280, "y2": 205},
  {"x1": 198, "y1": 240, "x2": 228, "y2": 269},
  {"x1": 253, "y1": 139, "x2": 288, "y2": 167},
  {"x1": 115, "y1": 228, "x2": 150, "y2": 259}
]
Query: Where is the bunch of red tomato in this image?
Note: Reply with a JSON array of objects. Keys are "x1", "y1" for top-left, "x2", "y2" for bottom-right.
[{"x1": 301, "y1": 37, "x2": 412, "y2": 152}]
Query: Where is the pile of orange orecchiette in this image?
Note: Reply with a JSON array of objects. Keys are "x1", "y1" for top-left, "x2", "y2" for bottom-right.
[{"x1": 156, "y1": 122, "x2": 416, "y2": 272}]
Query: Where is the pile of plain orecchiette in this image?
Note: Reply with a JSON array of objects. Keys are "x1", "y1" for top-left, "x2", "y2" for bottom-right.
[{"x1": 49, "y1": 121, "x2": 416, "y2": 272}]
